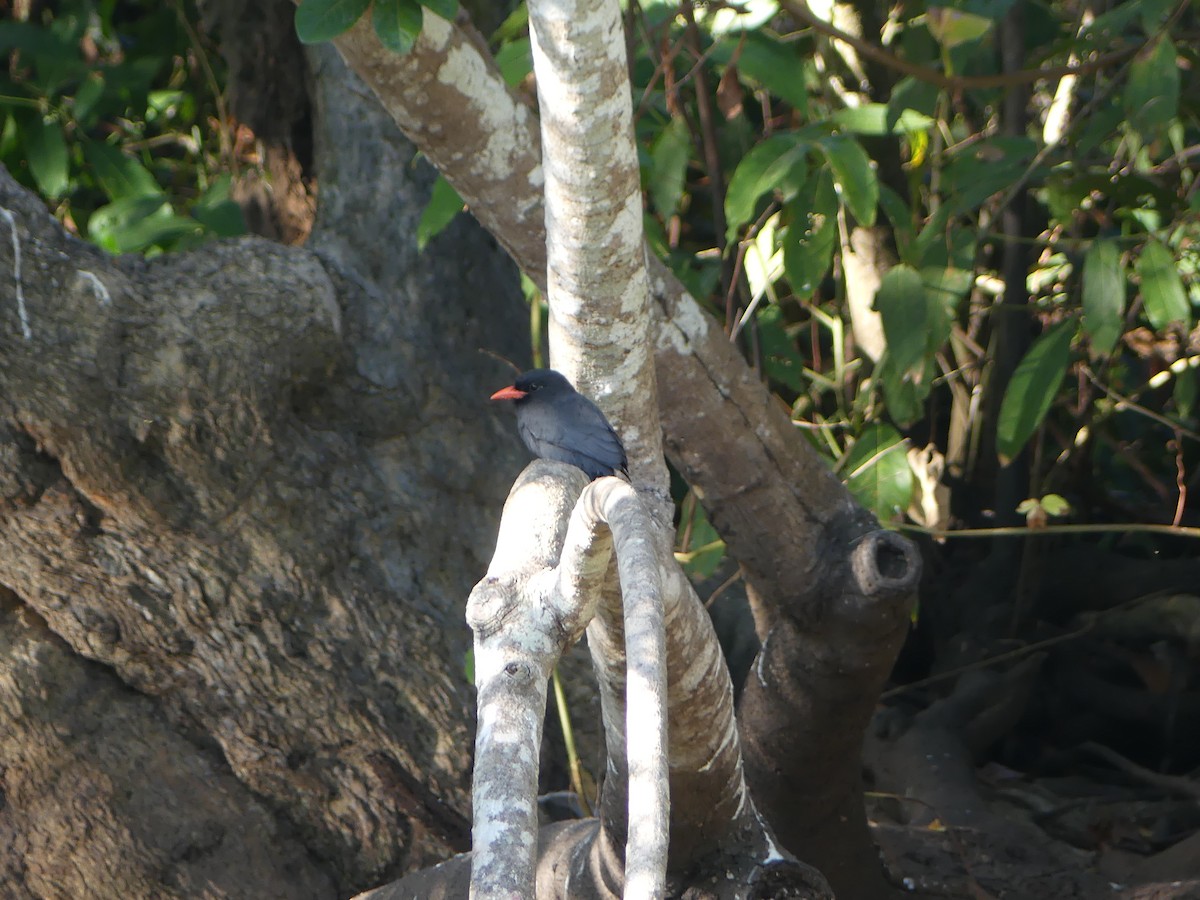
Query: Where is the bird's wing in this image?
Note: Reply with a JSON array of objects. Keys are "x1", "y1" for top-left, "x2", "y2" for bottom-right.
[{"x1": 519, "y1": 399, "x2": 627, "y2": 478}]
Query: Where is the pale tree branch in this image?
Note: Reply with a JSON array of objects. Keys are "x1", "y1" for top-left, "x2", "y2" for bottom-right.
[{"x1": 465, "y1": 462, "x2": 667, "y2": 897}]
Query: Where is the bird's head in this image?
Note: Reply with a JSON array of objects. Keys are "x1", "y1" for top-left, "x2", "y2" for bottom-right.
[{"x1": 490, "y1": 369, "x2": 573, "y2": 403}]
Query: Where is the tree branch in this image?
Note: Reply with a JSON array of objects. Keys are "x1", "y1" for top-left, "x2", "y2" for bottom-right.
[{"x1": 778, "y1": 0, "x2": 1142, "y2": 91}]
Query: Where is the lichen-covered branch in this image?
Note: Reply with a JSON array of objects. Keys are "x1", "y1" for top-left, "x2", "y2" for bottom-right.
[{"x1": 466, "y1": 463, "x2": 667, "y2": 897}]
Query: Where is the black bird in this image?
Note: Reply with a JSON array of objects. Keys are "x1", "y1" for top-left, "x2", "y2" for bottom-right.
[{"x1": 490, "y1": 369, "x2": 628, "y2": 480}]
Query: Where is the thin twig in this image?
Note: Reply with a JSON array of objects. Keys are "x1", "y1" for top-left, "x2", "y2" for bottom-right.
[
  {"x1": 900, "y1": 522, "x2": 1200, "y2": 540},
  {"x1": 881, "y1": 622, "x2": 1094, "y2": 700}
]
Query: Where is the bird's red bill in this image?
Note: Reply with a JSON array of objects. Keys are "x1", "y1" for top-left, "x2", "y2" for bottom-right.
[{"x1": 490, "y1": 385, "x2": 527, "y2": 401}]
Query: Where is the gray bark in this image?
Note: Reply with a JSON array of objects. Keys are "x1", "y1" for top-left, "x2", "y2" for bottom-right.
[{"x1": 0, "y1": 46, "x2": 528, "y2": 897}]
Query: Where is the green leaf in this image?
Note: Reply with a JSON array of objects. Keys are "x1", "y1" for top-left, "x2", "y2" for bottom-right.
[
  {"x1": 22, "y1": 116, "x2": 69, "y2": 200},
  {"x1": 419, "y1": 0, "x2": 457, "y2": 20},
  {"x1": 833, "y1": 104, "x2": 934, "y2": 136},
  {"x1": 417, "y1": 175, "x2": 464, "y2": 250},
  {"x1": 874, "y1": 265, "x2": 928, "y2": 376},
  {"x1": 87, "y1": 196, "x2": 200, "y2": 254},
  {"x1": 926, "y1": 7, "x2": 995, "y2": 47},
  {"x1": 782, "y1": 170, "x2": 838, "y2": 298},
  {"x1": 1138, "y1": 0, "x2": 1174, "y2": 33},
  {"x1": 494, "y1": 36, "x2": 532, "y2": 86},
  {"x1": 491, "y1": 4, "x2": 528, "y2": 42},
  {"x1": 724, "y1": 31, "x2": 810, "y2": 114},
  {"x1": 888, "y1": 77, "x2": 940, "y2": 125},
  {"x1": 724, "y1": 134, "x2": 806, "y2": 241},
  {"x1": 941, "y1": 137, "x2": 1035, "y2": 215},
  {"x1": 877, "y1": 355, "x2": 934, "y2": 427},
  {"x1": 920, "y1": 266, "x2": 972, "y2": 322},
  {"x1": 879, "y1": 184, "x2": 915, "y2": 251},
  {"x1": 650, "y1": 117, "x2": 691, "y2": 220},
  {"x1": 996, "y1": 321, "x2": 1074, "y2": 465},
  {"x1": 372, "y1": 0, "x2": 423, "y2": 54},
  {"x1": 675, "y1": 499, "x2": 725, "y2": 580},
  {"x1": 0, "y1": 114, "x2": 16, "y2": 159},
  {"x1": 83, "y1": 141, "x2": 162, "y2": 202},
  {"x1": 816, "y1": 134, "x2": 877, "y2": 226},
  {"x1": 1081, "y1": 239, "x2": 1125, "y2": 357},
  {"x1": 72, "y1": 73, "x2": 107, "y2": 128},
  {"x1": 192, "y1": 175, "x2": 246, "y2": 237},
  {"x1": 1137, "y1": 239, "x2": 1190, "y2": 331},
  {"x1": 1040, "y1": 493, "x2": 1071, "y2": 517},
  {"x1": 758, "y1": 304, "x2": 806, "y2": 392},
  {"x1": 844, "y1": 424, "x2": 913, "y2": 523},
  {"x1": 1124, "y1": 37, "x2": 1179, "y2": 144},
  {"x1": 294, "y1": 0, "x2": 371, "y2": 44}
]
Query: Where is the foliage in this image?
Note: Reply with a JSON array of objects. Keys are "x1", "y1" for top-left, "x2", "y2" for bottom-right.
[
  {"x1": 0, "y1": 0, "x2": 244, "y2": 254},
  {"x1": 590, "y1": 0, "x2": 1197, "y2": 542},
  {"x1": 292, "y1": 0, "x2": 459, "y2": 49}
]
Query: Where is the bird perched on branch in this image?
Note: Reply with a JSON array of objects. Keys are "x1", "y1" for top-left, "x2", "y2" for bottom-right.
[{"x1": 490, "y1": 369, "x2": 628, "y2": 481}]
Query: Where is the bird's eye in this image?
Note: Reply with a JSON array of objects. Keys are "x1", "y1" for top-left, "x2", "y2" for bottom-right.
[{"x1": 529, "y1": 384, "x2": 541, "y2": 391}]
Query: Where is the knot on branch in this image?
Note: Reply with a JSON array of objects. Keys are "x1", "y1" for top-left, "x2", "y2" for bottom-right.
[
  {"x1": 850, "y1": 530, "x2": 922, "y2": 600},
  {"x1": 465, "y1": 575, "x2": 521, "y2": 639}
]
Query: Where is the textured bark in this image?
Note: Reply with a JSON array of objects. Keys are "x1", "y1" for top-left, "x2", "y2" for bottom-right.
[
  {"x1": 0, "y1": 41, "x2": 529, "y2": 897},
  {"x1": 2, "y1": 2, "x2": 924, "y2": 896},
  {"x1": 0, "y1": 589, "x2": 335, "y2": 900}
]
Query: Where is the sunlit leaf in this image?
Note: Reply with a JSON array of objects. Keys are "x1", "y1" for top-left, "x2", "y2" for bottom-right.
[
  {"x1": 1081, "y1": 239, "x2": 1125, "y2": 357},
  {"x1": 782, "y1": 170, "x2": 837, "y2": 298},
  {"x1": 294, "y1": 0, "x2": 371, "y2": 44},
  {"x1": 1040, "y1": 494, "x2": 1071, "y2": 516},
  {"x1": 72, "y1": 73, "x2": 107, "y2": 128},
  {"x1": 724, "y1": 134, "x2": 806, "y2": 241},
  {"x1": 87, "y1": 196, "x2": 201, "y2": 254},
  {"x1": 675, "y1": 498, "x2": 725, "y2": 580},
  {"x1": 1137, "y1": 239, "x2": 1190, "y2": 331},
  {"x1": 996, "y1": 321, "x2": 1074, "y2": 464},
  {"x1": 844, "y1": 424, "x2": 913, "y2": 522},
  {"x1": 833, "y1": 104, "x2": 934, "y2": 135},
  {"x1": 816, "y1": 134, "x2": 877, "y2": 226},
  {"x1": 920, "y1": 267, "x2": 971, "y2": 320},
  {"x1": 417, "y1": 174, "x2": 464, "y2": 250},
  {"x1": 925, "y1": 7, "x2": 994, "y2": 47},
  {"x1": 494, "y1": 36, "x2": 532, "y2": 86}
]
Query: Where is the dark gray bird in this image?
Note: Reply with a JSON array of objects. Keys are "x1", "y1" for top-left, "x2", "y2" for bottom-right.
[{"x1": 490, "y1": 369, "x2": 628, "y2": 480}]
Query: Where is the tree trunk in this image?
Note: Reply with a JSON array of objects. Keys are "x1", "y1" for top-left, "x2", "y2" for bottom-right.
[{"x1": 0, "y1": 43, "x2": 529, "y2": 897}]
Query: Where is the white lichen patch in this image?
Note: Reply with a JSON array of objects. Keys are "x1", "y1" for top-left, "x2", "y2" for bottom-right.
[
  {"x1": 1, "y1": 205, "x2": 30, "y2": 340},
  {"x1": 76, "y1": 270, "x2": 111, "y2": 306}
]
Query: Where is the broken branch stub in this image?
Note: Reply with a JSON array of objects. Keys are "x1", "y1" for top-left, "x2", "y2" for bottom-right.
[{"x1": 466, "y1": 461, "x2": 668, "y2": 899}]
